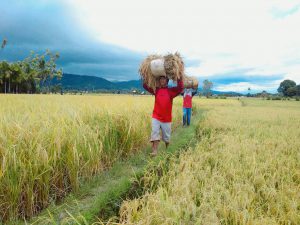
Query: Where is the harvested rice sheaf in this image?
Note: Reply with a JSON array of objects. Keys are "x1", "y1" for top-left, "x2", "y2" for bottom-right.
[
  {"x1": 164, "y1": 52, "x2": 185, "y2": 81},
  {"x1": 139, "y1": 54, "x2": 162, "y2": 92},
  {"x1": 183, "y1": 75, "x2": 199, "y2": 89},
  {"x1": 139, "y1": 52, "x2": 185, "y2": 92}
]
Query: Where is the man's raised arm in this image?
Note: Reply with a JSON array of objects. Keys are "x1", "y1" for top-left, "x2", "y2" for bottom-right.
[
  {"x1": 170, "y1": 79, "x2": 184, "y2": 97},
  {"x1": 143, "y1": 82, "x2": 155, "y2": 95}
]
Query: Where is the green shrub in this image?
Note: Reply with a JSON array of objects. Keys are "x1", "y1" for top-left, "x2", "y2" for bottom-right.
[{"x1": 272, "y1": 96, "x2": 282, "y2": 100}]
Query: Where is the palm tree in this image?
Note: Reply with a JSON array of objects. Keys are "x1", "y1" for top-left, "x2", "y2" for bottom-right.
[
  {"x1": 1, "y1": 39, "x2": 8, "y2": 93},
  {"x1": 5, "y1": 68, "x2": 12, "y2": 93},
  {"x1": 0, "y1": 63, "x2": 3, "y2": 92},
  {"x1": 10, "y1": 63, "x2": 23, "y2": 93},
  {"x1": 0, "y1": 61, "x2": 11, "y2": 93}
]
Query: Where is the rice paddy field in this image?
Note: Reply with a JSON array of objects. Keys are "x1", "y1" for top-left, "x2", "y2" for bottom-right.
[
  {"x1": 0, "y1": 95, "x2": 300, "y2": 224},
  {"x1": 120, "y1": 98, "x2": 300, "y2": 225},
  {"x1": 0, "y1": 94, "x2": 182, "y2": 223}
]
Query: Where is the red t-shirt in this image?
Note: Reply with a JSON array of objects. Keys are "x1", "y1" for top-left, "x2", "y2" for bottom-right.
[
  {"x1": 183, "y1": 95, "x2": 192, "y2": 108},
  {"x1": 143, "y1": 80, "x2": 183, "y2": 122},
  {"x1": 183, "y1": 89, "x2": 197, "y2": 108}
]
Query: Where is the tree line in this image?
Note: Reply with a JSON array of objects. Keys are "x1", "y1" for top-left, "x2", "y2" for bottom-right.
[{"x1": 0, "y1": 49, "x2": 62, "y2": 94}]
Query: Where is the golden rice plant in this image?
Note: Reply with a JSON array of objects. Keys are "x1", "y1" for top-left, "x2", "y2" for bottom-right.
[
  {"x1": 0, "y1": 94, "x2": 182, "y2": 222},
  {"x1": 120, "y1": 98, "x2": 300, "y2": 225}
]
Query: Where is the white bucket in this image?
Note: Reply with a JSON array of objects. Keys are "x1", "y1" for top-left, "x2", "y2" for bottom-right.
[{"x1": 150, "y1": 58, "x2": 166, "y2": 77}]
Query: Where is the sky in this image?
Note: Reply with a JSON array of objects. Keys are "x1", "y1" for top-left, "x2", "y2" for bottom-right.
[{"x1": 1, "y1": 0, "x2": 300, "y2": 93}]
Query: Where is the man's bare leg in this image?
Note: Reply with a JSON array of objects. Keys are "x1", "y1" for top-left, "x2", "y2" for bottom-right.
[{"x1": 151, "y1": 140, "x2": 159, "y2": 156}]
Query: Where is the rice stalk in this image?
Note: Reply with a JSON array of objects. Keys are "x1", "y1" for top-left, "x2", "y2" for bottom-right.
[
  {"x1": 119, "y1": 99, "x2": 300, "y2": 225},
  {"x1": 139, "y1": 52, "x2": 185, "y2": 92},
  {"x1": 0, "y1": 94, "x2": 182, "y2": 223}
]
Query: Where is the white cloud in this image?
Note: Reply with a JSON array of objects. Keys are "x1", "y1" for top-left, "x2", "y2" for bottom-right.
[
  {"x1": 215, "y1": 80, "x2": 282, "y2": 93},
  {"x1": 66, "y1": 0, "x2": 300, "y2": 91}
]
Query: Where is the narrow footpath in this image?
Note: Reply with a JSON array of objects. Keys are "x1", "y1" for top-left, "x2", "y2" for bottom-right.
[{"x1": 25, "y1": 110, "x2": 205, "y2": 225}]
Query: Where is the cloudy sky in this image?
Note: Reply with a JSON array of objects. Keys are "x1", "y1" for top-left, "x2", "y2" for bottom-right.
[{"x1": 1, "y1": 0, "x2": 300, "y2": 93}]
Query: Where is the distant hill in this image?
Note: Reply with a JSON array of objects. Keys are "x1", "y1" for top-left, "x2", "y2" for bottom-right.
[
  {"x1": 195, "y1": 87, "x2": 242, "y2": 96},
  {"x1": 113, "y1": 79, "x2": 143, "y2": 90},
  {"x1": 211, "y1": 90, "x2": 243, "y2": 96},
  {"x1": 53, "y1": 73, "x2": 143, "y2": 91},
  {"x1": 53, "y1": 73, "x2": 242, "y2": 95}
]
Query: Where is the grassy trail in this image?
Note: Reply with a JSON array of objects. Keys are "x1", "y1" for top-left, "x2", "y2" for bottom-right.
[{"x1": 25, "y1": 109, "x2": 204, "y2": 225}]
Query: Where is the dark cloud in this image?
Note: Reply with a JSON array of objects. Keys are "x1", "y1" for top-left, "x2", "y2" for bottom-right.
[
  {"x1": 0, "y1": 0, "x2": 284, "y2": 89},
  {"x1": 0, "y1": 0, "x2": 144, "y2": 80}
]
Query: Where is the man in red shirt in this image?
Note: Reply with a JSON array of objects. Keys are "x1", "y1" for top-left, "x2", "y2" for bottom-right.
[
  {"x1": 182, "y1": 88, "x2": 197, "y2": 126},
  {"x1": 143, "y1": 76, "x2": 183, "y2": 156}
]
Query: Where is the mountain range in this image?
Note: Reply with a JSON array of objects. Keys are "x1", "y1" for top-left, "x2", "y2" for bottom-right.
[
  {"x1": 53, "y1": 73, "x2": 242, "y2": 95},
  {"x1": 52, "y1": 73, "x2": 141, "y2": 91}
]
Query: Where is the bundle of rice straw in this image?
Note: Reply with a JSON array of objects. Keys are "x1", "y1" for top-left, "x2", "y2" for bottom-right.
[
  {"x1": 139, "y1": 54, "x2": 162, "y2": 92},
  {"x1": 184, "y1": 75, "x2": 199, "y2": 89},
  {"x1": 164, "y1": 52, "x2": 184, "y2": 81},
  {"x1": 139, "y1": 52, "x2": 185, "y2": 91}
]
